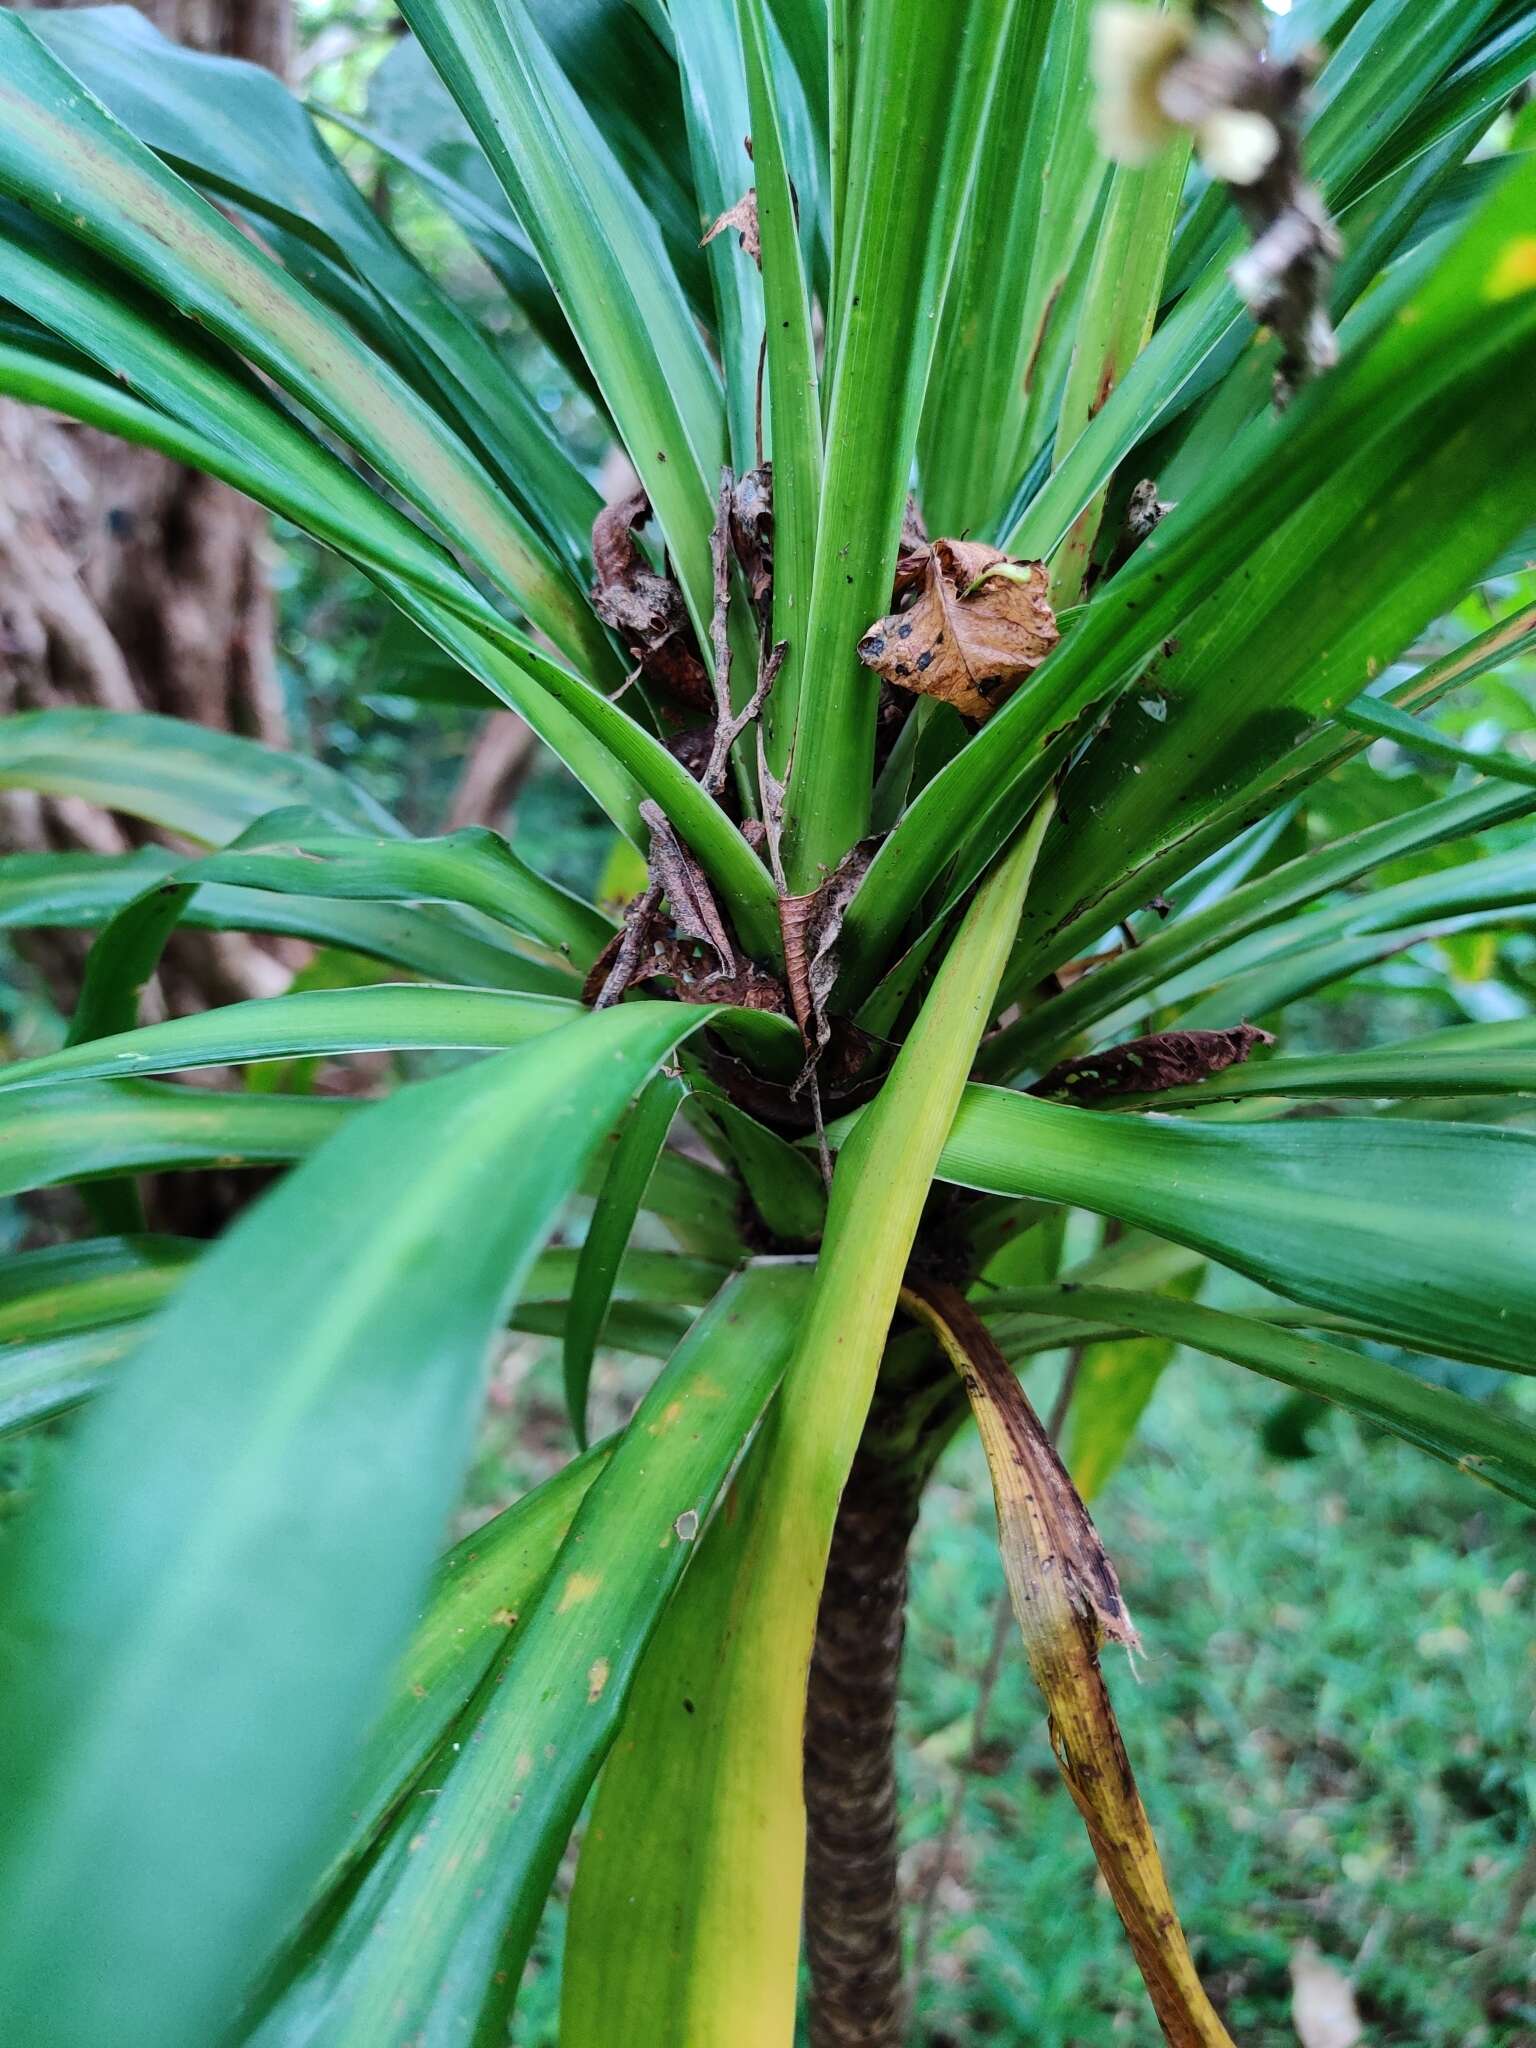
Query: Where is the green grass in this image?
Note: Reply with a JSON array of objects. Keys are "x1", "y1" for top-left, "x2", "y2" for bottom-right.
[
  {"x1": 903, "y1": 1361, "x2": 1536, "y2": 2046},
  {"x1": 457, "y1": 1336, "x2": 1536, "y2": 2045}
]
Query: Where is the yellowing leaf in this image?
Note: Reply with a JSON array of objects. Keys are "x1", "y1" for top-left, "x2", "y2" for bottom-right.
[{"x1": 857, "y1": 541, "x2": 1058, "y2": 719}]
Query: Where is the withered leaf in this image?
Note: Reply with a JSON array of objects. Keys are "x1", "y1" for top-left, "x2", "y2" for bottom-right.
[
  {"x1": 639, "y1": 799, "x2": 735, "y2": 978},
  {"x1": 1029, "y1": 1023, "x2": 1275, "y2": 1105},
  {"x1": 583, "y1": 805, "x2": 787, "y2": 1015},
  {"x1": 729, "y1": 462, "x2": 774, "y2": 620},
  {"x1": 902, "y1": 1277, "x2": 1235, "y2": 2047},
  {"x1": 590, "y1": 489, "x2": 710, "y2": 711},
  {"x1": 779, "y1": 836, "x2": 879, "y2": 1074},
  {"x1": 702, "y1": 188, "x2": 761, "y2": 267},
  {"x1": 1290, "y1": 1944, "x2": 1363, "y2": 2048},
  {"x1": 893, "y1": 494, "x2": 931, "y2": 593},
  {"x1": 857, "y1": 539, "x2": 1059, "y2": 720}
]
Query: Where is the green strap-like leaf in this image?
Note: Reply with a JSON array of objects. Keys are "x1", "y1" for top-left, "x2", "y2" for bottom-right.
[
  {"x1": 0, "y1": 1082, "x2": 350, "y2": 1202},
  {"x1": 0, "y1": 14, "x2": 606, "y2": 677},
  {"x1": 918, "y1": 1089, "x2": 1536, "y2": 1374},
  {"x1": 693, "y1": 1091, "x2": 828, "y2": 1244},
  {"x1": 739, "y1": 0, "x2": 822, "y2": 776},
  {"x1": 0, "y1": 848, "x2": 572, "y2": 996},
  {"x1": 0, "y1": 707, "x2": 393, "y2": 849},
  {"x1": 248, "y1": 1263, "x2": 812, "y2": 2048},
  {"x1": 563, "y1": 1073, "x2": 686, "y2": 1447},
  {"x1": 670, "y1": 0, "x2": 764, "y2": 468},
  {"x1": 0, "y1": 1236, "x2": 195, "y2": 1344},
  {"x1": 1339, "y1": 690, "x2": 1536, "y2": 789},
  {"x1": 186, "y1": 808, "x2": 612, "y2": 969},
  {"x1": 397, "y1": 0, "x2": 725, "y2": 638},
  {"x1": 1008, "y1": 1286, "x2": 1536, "y2": 1511},
  {"x1": 0, "y1": 986, "x2": 583, "y2": 1097},
  {"x1": 0, "y1": 1002, "x2": 724, "y2": 2048},
  {"x1": 779, "y1": 0, "x2": 1021, "y2": 883}
]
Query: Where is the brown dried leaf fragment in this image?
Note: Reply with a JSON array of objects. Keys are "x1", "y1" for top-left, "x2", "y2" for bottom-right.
[
  {"x1": 640, "y1": 799, "x2": 735, "y2": 978},
  {"x1": 590, "y1": 490, "x2": 710, "y2": 711},
  {"x1": 893, "y1": 495, "x2": 931, "y2": 594},
  {"x1": 582, "y1": 881, "x2": 662, "y2": 1010},
  {"x1": 901, "y1": 1277, "x2": 1234, "y2": 2048},
  {"x1": 729, "y1": 462, "x2": 774, "y2": 621},
  {"x1": 702, "y1": 188, "x2": 761, "y2": 267},
  {"x1": 858, "y1": 540, "x2": 1059, "y2": 720},
  {"x1": 584, "y1": 802, "x2": 788, "y2": 1015},
  {"x1": 1030, "y1": 1023, "x2": 1275, "y2": 1105},
  {"x1": 779, "y1": 836, "x2": 879, "y2": 1069}
]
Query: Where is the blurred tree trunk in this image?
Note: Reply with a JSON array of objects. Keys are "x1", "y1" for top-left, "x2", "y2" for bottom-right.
[
  {"x1": 0, "y1": 0, "x2": 292, "y2": 1016},
  {"x1": 0, "y1": 0, "x2": 295, "y2": 1235}
]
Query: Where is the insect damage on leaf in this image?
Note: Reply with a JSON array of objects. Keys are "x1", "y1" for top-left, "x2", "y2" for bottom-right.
[
  {"x1": 1029, "y1": 1023, "x2": 1275, "y2": 1105},
  {"x1": 857, "y1": 540, "x2": 1059, "y2": 720},
  {"x1": 590, "y1": 489, "x2": 711, "y2": 711},
  {"x1": 702, "y1": 188, "x2": 761, "y2": 267}
]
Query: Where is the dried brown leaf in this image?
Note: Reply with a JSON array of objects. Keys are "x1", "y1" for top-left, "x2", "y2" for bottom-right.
[
  {"x1": 582, "y1": 808, "x2": 786, "y2": 1015},
  {"x1": 857, "y1": 540, "x2": 1059, "y2": 720},
  {"x1": 902, "y1": 1277, "x2": 1234, "y2": 2048},
  {"x1": 639, "y1": 799, "x2": 735, "y2": 976},
  {"x1": 1290, "y1": 1943, "x2": 1363, "y2": 2048},
  {"x1": 730, "y1": 462, "x2": 774, "y2": 620},
  {"x1": 702, "y1": 188, "x2": 761, "y2": 267},
  {"x1": 590, "y1": 490, "x2": 710, "y2": 711},
  {"x1": 1029, "y1": 1023, "x2": 1275, "y2": 1105},
  {"x1": 779, "y1": 837, "x2": 879, "y2": 1068}
]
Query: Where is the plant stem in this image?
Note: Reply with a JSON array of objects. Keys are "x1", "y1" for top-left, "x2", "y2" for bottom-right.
[{"x1": 802, "y1": 1395, "x2": 926, "y2": 2048}]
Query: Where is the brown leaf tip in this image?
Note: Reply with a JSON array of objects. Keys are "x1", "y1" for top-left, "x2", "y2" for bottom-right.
[{"x1": 857, "y1": 540, "x2": 1059, "y2": 721}]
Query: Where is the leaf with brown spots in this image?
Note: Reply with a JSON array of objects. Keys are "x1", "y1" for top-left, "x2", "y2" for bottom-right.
[
  {"x1": 702, "y1": 188, "x2": 761, "y2": 266},
  {"x1": 1029, "y1": 1023, "x2": 1275, "y2": 1105},
  {"x1": 589, "y1": 490, "x2": 710, "y2": 711},
  {"x1": 857, "y1": 540, "x2": 1059, "y2": 719}
]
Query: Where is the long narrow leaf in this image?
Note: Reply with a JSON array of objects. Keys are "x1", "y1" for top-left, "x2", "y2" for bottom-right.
[
  {"x1": 0, "y1": 1002, "x2": 725, "y2": 2048},
  {"x1": 249, "y1": 1264, "x2": 812, "y2": 2048},
  {"x1": 397, "y1": 0, "x2": 724, "y2": 637},
  {"x1": 1008, "y1": 1287, "x2": 1536, "y2": 1510},
  {"x1": 920, "y1": 1089, "x2": 1536, "y2": 1373},
  {"x1": 563, "y1": 1073, "x2": 685, "y2": 1447}
]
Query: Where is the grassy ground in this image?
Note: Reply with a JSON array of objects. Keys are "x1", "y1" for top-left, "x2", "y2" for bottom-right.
[{"x1": 467, "y1": 1338, "x2": 1536, "y2": 2046}]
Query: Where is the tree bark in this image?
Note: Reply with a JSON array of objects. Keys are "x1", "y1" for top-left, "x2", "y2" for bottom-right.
[{"x1": 803, "y1": 1350, "x2": 969, "y2": 2047}]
